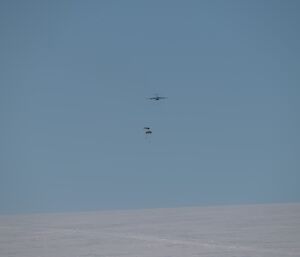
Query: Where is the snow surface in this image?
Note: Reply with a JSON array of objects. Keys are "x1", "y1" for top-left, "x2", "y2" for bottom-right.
[{"x1": 1, "y1": 203, "x2": 300, "y2": 257}]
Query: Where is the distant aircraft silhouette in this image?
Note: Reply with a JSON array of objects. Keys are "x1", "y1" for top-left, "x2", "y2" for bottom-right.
[
  {"x1": 144, "y1": 127, "x2": 152, "y2": 134},
  {"x1": 147, "y1": 94, "x2": 167, "y2": 101}
]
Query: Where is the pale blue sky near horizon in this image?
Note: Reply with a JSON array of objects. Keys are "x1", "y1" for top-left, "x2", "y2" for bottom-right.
[{"x1": 0, "y1": 0, "x2": 299, "y2": 214}]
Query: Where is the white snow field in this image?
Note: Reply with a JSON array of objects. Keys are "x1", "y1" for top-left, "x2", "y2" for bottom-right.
[{"x1": 0, "y1": 203, "x2": 299, "y2": 257}]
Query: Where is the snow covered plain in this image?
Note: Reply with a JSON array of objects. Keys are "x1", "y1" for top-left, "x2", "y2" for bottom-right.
[{"x1": 1, "y1": 203, "x2": 299, "y2": 257}]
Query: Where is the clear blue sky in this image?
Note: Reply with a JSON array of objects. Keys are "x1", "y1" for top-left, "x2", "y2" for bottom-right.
[{"x1": 1, "y1": 0, "x2": 299, "y2": 214}]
